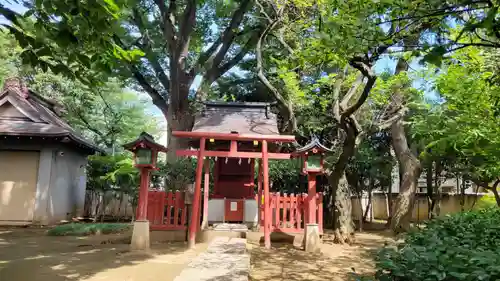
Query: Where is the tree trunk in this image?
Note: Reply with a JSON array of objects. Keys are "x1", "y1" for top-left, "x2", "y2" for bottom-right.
[
  {"x1": 432, "y1": 162, "x2": 442, "y2": 217},
  {"x1": 389, "y1": 119, "x2": 422, "y2": 233},
  {"x1": 116, "y1": 192, "x2": 124, "y2": 222},
  {"x1": 332, "y1": 173, "x2": 354, "y2": 243},
  {"x1": 459, "y1": 176, "x2": 465, "y2": 211},
  {"x1": 328, "y1": 124, "x2": 356, "y2": 244},
  {"x1": 386, "y1": 148, "x2": 397, "y2": 226},
  {"x1": 357, "y1": 194, "x2": 363, "y2": 232},
  {"x1": 93, "y1": 192, "x2": 102, "y2": 223},
  {"x1": 166, "y1": 96, "x2": 194, "y2": 162},
  {"x1": 363, "y1": 190, "x2": 372, "y2": 222},
  {"x1": 492, "y1": 188, "x2": 500, "y2": 207},
  {"x1": 388, "y1": 57, "x2": 422, "y2": 233},
  {"x1": 426, "y1": 160, "x2": 433, "y2": 219}
]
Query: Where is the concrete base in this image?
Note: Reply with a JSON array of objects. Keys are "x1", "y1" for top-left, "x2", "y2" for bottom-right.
[
  {"x1": 304, "y1": 223, "x2": 321, "y2": 253},
  {"x1": 150, "y1": 230, "x2": 186, "y2": 243},
  {"x1": 130, "y1": 220, "x2": 150, "y2": 251}
]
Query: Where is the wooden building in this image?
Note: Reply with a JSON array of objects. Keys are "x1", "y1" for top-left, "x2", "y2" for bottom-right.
[
  {"x1": 191, "y1": 102, "x2": 280, "y2": 225},
  {"x1": 0, "y1": 78, "x2": 100, "y2": 225}
]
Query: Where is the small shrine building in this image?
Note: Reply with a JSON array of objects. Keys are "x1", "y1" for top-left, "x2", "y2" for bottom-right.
[{"x1": 128, "y1": 101, "x2": 325, "y2": 251}]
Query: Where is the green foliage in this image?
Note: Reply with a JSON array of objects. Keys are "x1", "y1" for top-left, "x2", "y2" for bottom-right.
[
  {"x1": 268, "y1": 159, "x2": 303, "y2": 194},
  {"x1": 87, "y1": 154, "x2": 138, "y2": 193},
  {"x1": 348, "y1": 133, "x2": 394, "y2": 194},
  {"x1": 376, "y1": 208, "x2": 500, "y2": 281},
  {"x1": 29, "y1": 74, "x2": 160, "y2": 149},
  {"x1": 475, "y1": 194, "x2": 498, "y2": 210},
  {"x1": 0, "y1": 0, "x2": 264, "y2": 122},
  {"x1": 47, "y1": 223, "x2": 130, "y2": 236},
  {"x1": 0, "y1": 29, "x2": 23, "y2": 85},
  {"x1": 0, "y1": 29, "x2": 160, "y2": 150},
  {"x1": 157, "y1": 158, "x2": 197, "y2": 191},
  {"x1": 413, "y1": 48, "x2": 500, "y2": 185}
]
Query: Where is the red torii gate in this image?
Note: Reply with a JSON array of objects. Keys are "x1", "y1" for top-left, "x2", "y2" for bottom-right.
[{"x1": 173, "y1": 131, "x2": 296, "y2": 249}]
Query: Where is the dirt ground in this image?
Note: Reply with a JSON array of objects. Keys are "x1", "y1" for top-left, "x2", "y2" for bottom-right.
[
  {"x1": 0, "y1": 227, "x2": 391, "y2": 281},
  {"x1": 0, "y1": 228, "x2": 207, "y2": 281},
  {"x1": 249, "y1": 231, "x2": 393, "y2": 281}
]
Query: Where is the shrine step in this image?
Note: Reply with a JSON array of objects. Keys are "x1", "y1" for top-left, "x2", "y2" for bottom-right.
[
  {"x1": 174, "y1": 237, "x2": 250, "y2": 281},
  {"x1": 212, "y1": 223, "x2": 249, "y2": 232}
]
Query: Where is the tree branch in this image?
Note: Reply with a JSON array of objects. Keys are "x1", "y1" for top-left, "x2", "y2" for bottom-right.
[
  {"x1": 376, "y1": 106, "x2": 409, "y2": 130},
  {"x1": 256, "y1": 0, "x2": 294, "y2": 55},
  {"x1": 130, "y1": 65, "x2": 168, "y2": 118},
  {"x1": 256, "y1": 15, "x2": 297, "y2": 133},
  {"x1": 332, "y1": 66, "x2": 347, "y2": 123},
  {"x1": 342, "y1": 59, "x2": 376, "y2": 117},
  {"x1": 176, "y1": 0, "x2": 196, "y2": 67},
  {"x1": 205, "y1": 29, "x2": 262, "y2": 84},
  {"x1": 192, "y1": 36, "x2": 223, "y2": 75},
  {"x1": 132, "y1": 8, "x2": 170, "y2": 91},
  {"x1": 210, "y1": 0, "x2": 253, "y2": 69},
  {"x1": 154, "y1": 0, "x2": 177, "y2": 53},
  {"x1": 340, "y1": 74, "x2": 364, "y2": 110}
]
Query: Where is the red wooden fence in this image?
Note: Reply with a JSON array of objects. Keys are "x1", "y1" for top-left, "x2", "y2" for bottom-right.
[
  {"x1": 146, "y1": 190, "x2": 323, "y2": 234},
  {"x1": 259, "y1": 192, "x2": 323, "y2": 233},
  {"x1": 147, "y1": 191, "x2": 187, "y2": 230}
]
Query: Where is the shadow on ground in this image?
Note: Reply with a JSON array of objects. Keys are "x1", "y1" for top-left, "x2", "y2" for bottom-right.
[
  {"x1": 249, "y1": 232, "x2": 393, "y2": 281},
  {"x1": 0, "y1": 227, "x2": 206, "y2": 281}
]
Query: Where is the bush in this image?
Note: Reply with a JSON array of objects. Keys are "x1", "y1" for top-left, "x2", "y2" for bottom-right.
[
  {"x1": 47, "y1": 223, "x2": 130, "y2": 236},
  {"x1": 475, "y1": 193, "x2": 497, "y2": 210},
  {"x1": 376, "y1": 208, "x2": 500, "y2": 281}
]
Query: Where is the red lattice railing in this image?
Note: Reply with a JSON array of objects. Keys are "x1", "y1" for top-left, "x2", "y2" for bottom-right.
[
  {"x1": 147, "y1": 191, "x2": 187, "y2": 230},
  {"x1": 259, "y1": 192, "x2": 323, "y2": 233}
]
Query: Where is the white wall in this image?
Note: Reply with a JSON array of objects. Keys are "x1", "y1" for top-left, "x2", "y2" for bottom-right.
[
  {"x1": 207, "y1": 199, "x2": 258, "y2": 225},
  {"x1": 0, "y1": 141, "x2": 90, "y2": 225},
  {"x1": 48, "y1": 147, "x2": 88, "y2": 223},
  {"x1": 33, "y1": 148, "x2": 53, "y2": 224},
  {"x1": 244, "y1": 200, "x2": 258, "y2": 226},
  {"x1": 208, "y1": 199, "x2": 224, "y2": 222}
]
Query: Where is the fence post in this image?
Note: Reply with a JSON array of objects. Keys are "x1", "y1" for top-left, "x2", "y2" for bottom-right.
[
  {"x1": 317, "y1": 193, "x2": 323, "y2": 233},
  {"x1": 290, "y1": 194, "x2": 296, "y2": 230},
  {"x1": 275, "y1": 192, "x2": 281, "y2": 229},
  {"x1": 174, "y1": 191, "x2": 181, "y2": 226}
]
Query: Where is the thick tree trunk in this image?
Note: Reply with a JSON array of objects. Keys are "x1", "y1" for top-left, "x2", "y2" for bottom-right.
[
  {"x1": 328, "y1": 125, "x2": 356, "y2": 244},
  {"x1": 386, "y1": 148, "x2": 397, "y2": 226},
  {"x1": 166, "y1": 89, "x2": 195, "y2": 162},
  {"x1": 332, "y1": 173, "x2": 354, "y2": 243},
  {"x1": 386, "y1": 57, "x2": 422, "y2": 233},
  {"x1": 389, "y1": 119, "x2": 422, "y2": 233}
]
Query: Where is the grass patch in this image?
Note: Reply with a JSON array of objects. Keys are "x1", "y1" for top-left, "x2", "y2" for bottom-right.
[{"x1": 47, "y1": 223, "x2": 131, "y2": 236}]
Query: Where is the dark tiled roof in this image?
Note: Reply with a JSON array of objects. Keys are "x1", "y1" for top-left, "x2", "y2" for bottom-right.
[
  {"x1": 123, "y1": 131, "x2": 167, "y2": 151},
  {"x1": 192, "y1": 102, "x2": 279, "y2": 135},
  {"x1": 0, "y1": 78, "x2": 101, "y2": 153},
  {"x1": 294, "y1": 137, "x2": 333, "y2": 153}
]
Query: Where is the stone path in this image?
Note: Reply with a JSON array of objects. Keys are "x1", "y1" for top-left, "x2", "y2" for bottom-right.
[{"x1": 174, "y1": 237, "x2": 250, "y2": 281}]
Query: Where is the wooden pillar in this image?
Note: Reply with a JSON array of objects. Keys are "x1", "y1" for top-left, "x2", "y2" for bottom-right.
[
  {"x1": 257, "y1": 159, "x2": 262, "y2": 227},
  {"x1": 188, "y1": 138, "x2": 205, "y2": 248},
  {"x1": 202, "y1": 158, "x2": 210, "y2": 229},
  {"x1": 262, "y1": 140, "x2": 271, "y2": 249},
  {"x1": 307, "y1": 173, "x2": 317, "y2": 224},
  {"x1": 136, "y1": 168, "x2": 150, "y2": 221}
]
